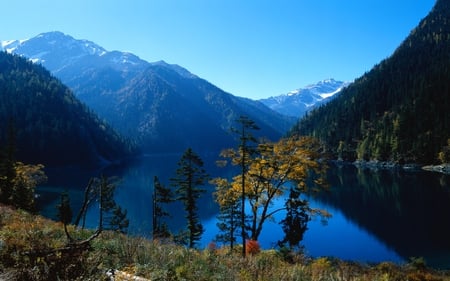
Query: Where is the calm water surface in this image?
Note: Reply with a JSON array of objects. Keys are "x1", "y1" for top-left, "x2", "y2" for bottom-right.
[{"x1": 36, "y1": 154, "x2": 450, "y2": 269}]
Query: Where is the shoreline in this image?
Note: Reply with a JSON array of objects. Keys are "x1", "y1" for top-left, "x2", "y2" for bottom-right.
[{"x1": 333, "y1": 159, "x2": 450, "y2": 175}]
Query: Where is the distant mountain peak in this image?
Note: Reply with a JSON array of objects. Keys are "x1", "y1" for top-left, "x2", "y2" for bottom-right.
[
  {"x1": 260, "y1": 79, "x2": 350, "y2": 117},
  {"x1": 34, "y1": 31, "x2": 107, "y2": 55},
  {"x1": 1, "y1": 31, "x2": 147, "y2": 72},
  {"x1": 3, "y1": 31, "x2": 293, "y2": 153},
  {"x1": 151, "y1": 60, "x2": 198, "y2": 79}
]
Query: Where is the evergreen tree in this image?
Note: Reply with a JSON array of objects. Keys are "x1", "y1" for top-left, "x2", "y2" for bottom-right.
[
  {"x1": 212, "y1": 178, "x2": 241, "y2": 249},
  {"x1": 171, "y1": 148, "x2": 209, "y2": 248},
  {"x1": 73, "y1": 176, "x2": 129, "y2": 233},
  {"x1": 57, "y1": 190, "x2": 73, "y2": 238},
  {"x1": 0, "y1": 120, "x2": 17, "y2": 204},
  {"x1": 221, "y1": 115, "x2": 259, "y2": 256},
  {"x1": 109, "y1": 206, "x2": 129, "y2": 234},
  {"x1": 152, "y1": 175, "x2": 173, "y2": 239},
  {"x1": 98, "y1": 175, "x2": 129, "y2": 233},
  {"x1": 57, "y1": 191, "x2": 73, "y2": 225}
]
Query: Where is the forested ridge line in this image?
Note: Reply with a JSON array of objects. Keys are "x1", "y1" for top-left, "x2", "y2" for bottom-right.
[{"x1": 291, "y1": 0, "x2": 450, "y2": 165}]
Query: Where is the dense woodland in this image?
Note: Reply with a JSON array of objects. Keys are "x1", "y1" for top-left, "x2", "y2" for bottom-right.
[
  {"x1": 291, "y1": 0, "x2": 450, "y2": 164},
  {"x1": 0, "y1": 52, "x2": 134, "y2": 166}
]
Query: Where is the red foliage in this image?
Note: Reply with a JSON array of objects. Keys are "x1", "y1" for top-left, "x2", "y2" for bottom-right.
[
  {"x1": 246, "y1": 240, "x2": 260, "y2": 256},
  {"x1": 207, "y1": 241, "x2": 217, "y2": 251}
]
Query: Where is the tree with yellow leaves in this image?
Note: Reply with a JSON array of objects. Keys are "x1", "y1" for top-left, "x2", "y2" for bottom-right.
[
  {"x1": 214, "y1": 136, "x2": 329, "y2": 248},
  {"x1": 11, "y1": 162, "x2": 47, "y2": 212},
  {"x1": 212, "y1": 177, "x2": 241, "y2": 250}
]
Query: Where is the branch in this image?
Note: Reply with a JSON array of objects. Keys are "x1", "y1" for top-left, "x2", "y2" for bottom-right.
[
  {"x1": 74, "y1": 178, "x2": 94, "y2": 227},
  {"x1": 63, "y1": 221, "x2": 74, "y2": 243},
  {"x1": 264, "y1": 207, "x2": 286, "y2": 219}
]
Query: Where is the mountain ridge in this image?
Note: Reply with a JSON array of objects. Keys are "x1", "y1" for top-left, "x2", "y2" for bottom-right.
[
  {"x1": 3, "y1": 32, "x2": 295, "y2": 154},
  {"x1": 290, "y1": 0, "x2": 450, "y2": 164},
  {"x1": 259, "y1": 79, "x2": 350, "y2": 117}
]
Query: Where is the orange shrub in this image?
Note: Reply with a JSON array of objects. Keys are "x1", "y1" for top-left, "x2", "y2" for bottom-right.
[{"x1": 245, "y1": 240, "x2": 260, "y2": 256}]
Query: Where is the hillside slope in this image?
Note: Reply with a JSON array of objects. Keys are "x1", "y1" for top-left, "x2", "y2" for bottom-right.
[
  {"x1": 0, "y1": 52, "x2": 133, "y2": 166},
  {"x1": 291, "y1": 0, "x2": 450, "y2": 164}
]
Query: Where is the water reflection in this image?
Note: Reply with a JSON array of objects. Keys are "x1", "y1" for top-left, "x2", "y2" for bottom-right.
[
  {"x1": 36, "y1": 156, "x2": 450, "y2": 268},
  {"x1": 314, "y1": 164, "x2": 450, "y2": 268}
]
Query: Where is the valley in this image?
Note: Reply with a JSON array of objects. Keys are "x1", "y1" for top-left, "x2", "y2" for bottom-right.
[{"x1": 0, "y1": 1, "x2": 449, "y2": 279}]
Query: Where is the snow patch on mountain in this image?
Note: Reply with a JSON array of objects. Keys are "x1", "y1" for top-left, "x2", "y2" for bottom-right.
[
  {"x1": 1, "y1": 32, "x2": 147, "y2": 73},
  {"x1": 1, "y1": 39, "x2": 28, "y2": 53},
  {"x1": 259, "y1": 79, "x2": 350, "y2": 117}
]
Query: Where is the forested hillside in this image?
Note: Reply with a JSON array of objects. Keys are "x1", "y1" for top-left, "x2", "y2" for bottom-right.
[
  {"x1": 291, "y1": 0, "x2": 450, "y2": 164},
  {"x1": 0, "y1": 52, "x2": 133, "y2": 166},
  {"x1": 3, "y1": 32, "x2": 294, "y2": 154}
]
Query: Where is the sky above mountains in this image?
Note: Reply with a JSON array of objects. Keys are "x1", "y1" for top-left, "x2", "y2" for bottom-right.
[{"x1": 1, "y1": 0, "x2": 435, "y2": 99}]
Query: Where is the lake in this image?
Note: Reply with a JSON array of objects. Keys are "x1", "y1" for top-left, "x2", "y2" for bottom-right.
[{"x1": 36, "y1": 154, "x2": 450, "y2": 269}]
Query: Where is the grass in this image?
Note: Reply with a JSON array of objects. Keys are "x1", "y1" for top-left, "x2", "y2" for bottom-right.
[{"x1": 1, "y1": 204, "x2": 449, "y2": 281}]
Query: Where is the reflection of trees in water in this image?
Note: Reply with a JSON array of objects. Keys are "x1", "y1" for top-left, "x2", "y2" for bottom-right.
[
  {"x1": 439, "y1": 174, "x2": 449, "y2": 188},
  {"x1": 314, "y1": 164, "x2": 450, "y2": 268}
]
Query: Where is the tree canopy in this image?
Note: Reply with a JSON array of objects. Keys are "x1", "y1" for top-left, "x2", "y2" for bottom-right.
[
  {"x1": 171, "y1": 148, "x2": 209, "y2": 248},
  {"x1": 214, "y1": 136, "x2": 329, "y2": 250}
]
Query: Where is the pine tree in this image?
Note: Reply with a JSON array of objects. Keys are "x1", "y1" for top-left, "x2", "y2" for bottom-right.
[
  {"x1": 73, "y1": 176, "x2": 129, "y2": 233},
  {"x1": 171, "y1": 148, "x2": 209, "y2": 248},
  {"x1": 229, "y1": 115, "x2": 259, "y2": 256},
  {"x1": 57, "y1": 190, "x2": 73, "y2": 238},
  {"x1": 152, "y1": 175, "x2": 173, "y2": 239},
  {"x1": 98, "y1": 175, "x2": 129, "y2": 233},
  {"x1": 57, "y1": 191, "x2": 73, "y2": 225},
  {"x1": 212, "y1": 178, "x2": 241, "y2": 249}
]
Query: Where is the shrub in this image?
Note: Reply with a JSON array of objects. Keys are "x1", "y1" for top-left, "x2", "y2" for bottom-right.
[
  {"x1": 245, "y1": 239, "x2": 260, "y2": 256},
  {"x1": 310, "y1": 257, "x2": 332, "y2": 281}
]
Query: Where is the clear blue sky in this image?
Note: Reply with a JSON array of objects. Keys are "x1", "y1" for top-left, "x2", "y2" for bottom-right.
[{"x1": 1, "y1": 0, "x2": 436, "y2": 99}]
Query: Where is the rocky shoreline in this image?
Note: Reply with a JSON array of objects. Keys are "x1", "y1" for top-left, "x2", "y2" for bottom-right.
[
  {"x1": 422, "y1": 164, "x2": 450, "y2": 175},
  {"x1": 334, "y1": 159, "x2": 450, "y2": 175}
]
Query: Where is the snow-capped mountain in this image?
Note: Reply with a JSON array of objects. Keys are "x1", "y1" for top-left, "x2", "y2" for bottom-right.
[
  {"x1": 2, "y1": 31, "x2": 294, "y2": 153},
  {"x1": 1, "y1": 31, "x2": 153, "y2": 78},
  {"x1": 259, "y1": 79, "x2": 350, "y2": 117}
]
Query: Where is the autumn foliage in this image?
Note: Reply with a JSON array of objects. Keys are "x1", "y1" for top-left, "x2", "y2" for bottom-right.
[
  {"x1": 214, "y1": 136, "x2": 329, "y2": 246},
  {"x1": 245, "y1": 240, "x2": 260, "y2": 256}
]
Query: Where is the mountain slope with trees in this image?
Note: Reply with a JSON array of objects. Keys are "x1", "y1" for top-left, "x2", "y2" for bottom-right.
[
  {"x1": 290, "y1": 0, "x2": 450, "y2": 164},
  {"x1": 0, "y1": 51, "x2": 133, "y2": 166},
  {"x1": 3, "y1": 32, "x2": 294, "y2": 153}
]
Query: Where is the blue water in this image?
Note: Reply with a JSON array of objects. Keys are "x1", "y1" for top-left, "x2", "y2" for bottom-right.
[
  {"x1": 36, "y1": 154, "x2": 450, "y2": 269},
  {"x1": 200, "y1": 198, "x2": 403, "y2": 264}
]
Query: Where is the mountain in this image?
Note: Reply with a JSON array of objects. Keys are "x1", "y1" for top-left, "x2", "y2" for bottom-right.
[
  {"x1": 0, "y1": 51, "x2": 133, "y2": 166},
  {"x1": 2, "y1": 32, "x2": 295, "y2": 153},
  {"x1": 259, "y1": 79, "x2": 349, "y2": 117},
  {"x1": 290, "y1": 0, "x2": 450, "y2": 164}
]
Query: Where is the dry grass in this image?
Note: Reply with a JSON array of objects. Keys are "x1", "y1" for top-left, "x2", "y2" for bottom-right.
[{"x1": 1, "y1": 204, "x2": 450, "y2": 281}]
